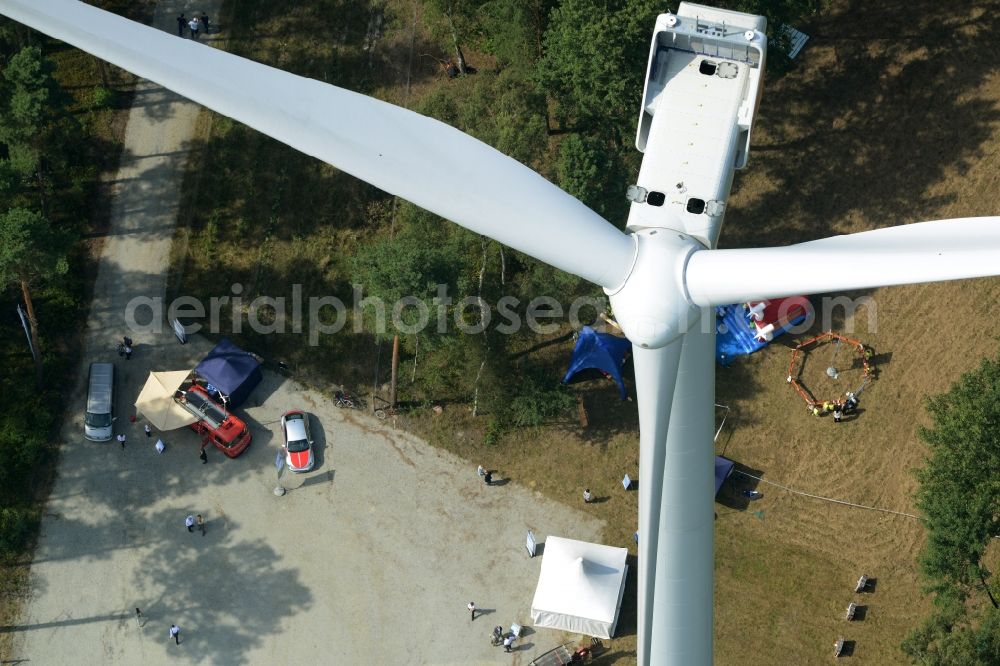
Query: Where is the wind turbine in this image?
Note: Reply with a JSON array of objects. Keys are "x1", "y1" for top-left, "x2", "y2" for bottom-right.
[{"x1": 3, "y1": 1, "x2": 999, "y2": 663}]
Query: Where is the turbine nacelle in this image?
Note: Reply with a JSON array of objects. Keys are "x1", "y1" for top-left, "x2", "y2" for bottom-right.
[{"x1": 606, "y1": 229, "x2": 703, "y2": 349}]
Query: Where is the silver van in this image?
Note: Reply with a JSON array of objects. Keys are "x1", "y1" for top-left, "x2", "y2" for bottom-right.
[{"x1": 84, "y1": 362, "x2": 115, "y2": 441}]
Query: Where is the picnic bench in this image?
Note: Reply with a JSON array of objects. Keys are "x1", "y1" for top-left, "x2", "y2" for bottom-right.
[
  {"x1": 834, "y1": 638, "x2": 845, "y2": 657},
  {"x1": 855, "y1": 575, "x2": 868, "y2": 593},
  {"x1": 845, "y1": 602, "x2": 857, "y2": 621}
]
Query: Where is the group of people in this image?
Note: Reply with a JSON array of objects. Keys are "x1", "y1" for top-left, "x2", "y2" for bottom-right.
[
  {"x1": 490, "y1": 625, "x2": 516, "y2": 652},
  {"x1": 176, "y1": 12, "x2": 210, "y2": 40},
  {"x1": 184, "y1": 513, "x2": 206, "y2": 536},
  {"x1": 811, "y1": 392, "x2": 860, "y2": 423},
  {"x1": 116, "y1": 335, "x2": 133, "y2": 360}
]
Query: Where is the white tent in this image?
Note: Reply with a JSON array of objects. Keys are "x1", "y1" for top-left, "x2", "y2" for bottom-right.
[
  {"x1": 135, "y1": 370, "x2": 197, "y2": 430},
  {"x1": 530, "y1": 536, "x2": 629, "y2": 639}
]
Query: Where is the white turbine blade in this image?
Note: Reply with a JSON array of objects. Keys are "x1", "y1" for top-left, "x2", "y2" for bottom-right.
[
  {"x1": 686, "y1": 217, "x2": 1000, "y2": 305},
  {"x1": 633, "y1": 319, "x2": 715, "y2": 665},
  {"x1": 0, "y1": 0, "x2": 635, "y2": 289},
  {"x1": 632, "y1": 341, "x2": 681, "y2": 666}
]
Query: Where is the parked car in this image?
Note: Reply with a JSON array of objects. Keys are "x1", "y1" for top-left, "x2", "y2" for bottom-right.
[
  {"x1": 84, "y1": 362, "x2": 115, "y2": 441},
  {"x1": 280, "y1": 410, "x2": 314, "y2": 472}
]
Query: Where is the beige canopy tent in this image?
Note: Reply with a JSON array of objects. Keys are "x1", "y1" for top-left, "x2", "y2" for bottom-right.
[{"x1": 135, "y1": 370, "x2": 198, "y2": 430}]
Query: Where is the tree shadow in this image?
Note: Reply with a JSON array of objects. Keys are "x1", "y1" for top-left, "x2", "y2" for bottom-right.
[
  {"x1": 725, "y1": 0, "x2": 1000, "y2": 252},
  {"x1": 133, "y1": 511, "x2": 313, "y2": 664}
]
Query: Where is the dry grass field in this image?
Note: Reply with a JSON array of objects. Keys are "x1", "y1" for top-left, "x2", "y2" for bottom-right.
[
  {"x1": 167, "y1": 0, "x2": 1000, "y2": 663},
  {"x1": 415, "y1": 1, "x2": 1000, "y2": 662}
]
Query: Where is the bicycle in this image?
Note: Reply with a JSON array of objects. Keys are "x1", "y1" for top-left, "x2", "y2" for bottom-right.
[
  {"x1": 371, "y1": 394, "x2": 396, "y2": 420},
  {"x1": 334, "y1": 390, "x2": 363, "y2": 410}
]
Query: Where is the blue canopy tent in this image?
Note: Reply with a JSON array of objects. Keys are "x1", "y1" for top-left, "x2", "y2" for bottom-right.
[
  {"x1": 714, "y1": 456, "x2": 735, "y2": 496},
  {"x1": 194, "y1": 338, "x2": 262, "y2": 408},
  {"x1": 562, "y1": 326, "x2": 632, "y2": 400}
]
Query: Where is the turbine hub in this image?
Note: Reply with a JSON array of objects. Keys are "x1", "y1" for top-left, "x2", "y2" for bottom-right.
[{"x1": 605, "y1": 229, "x2": 702, "y2": 349}]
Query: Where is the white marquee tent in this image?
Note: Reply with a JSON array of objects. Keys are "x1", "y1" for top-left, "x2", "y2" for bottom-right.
[{"x1": 530, "y1": 536, "x2": 629, "y2": 640}]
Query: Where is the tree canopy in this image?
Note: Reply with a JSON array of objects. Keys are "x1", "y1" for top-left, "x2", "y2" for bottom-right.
[
  {"x1": 0, "y1": 208, "x2": 69, "y2": 287},
  {"x1": 904, "y1": 355, "x2": 1000, "y2": 661},
  {"x1": 915, "y1": 356, "x2": 1000, "y2": 605}
]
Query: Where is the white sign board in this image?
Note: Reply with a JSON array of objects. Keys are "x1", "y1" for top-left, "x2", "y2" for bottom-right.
[
  {"x1": 525, "y1": 530, "x2": 537, "y2": 558},
  {"x1": 171, "y1": 318, "x2": 187, "y2": 344},
  {"x1": 622, "y1": 473, "x2": 632, "y2": 490}
]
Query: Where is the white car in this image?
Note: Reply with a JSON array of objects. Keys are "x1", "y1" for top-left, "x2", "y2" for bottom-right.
[{"x1": 280, "y1": 410, "x2": 314, "y2": 472}]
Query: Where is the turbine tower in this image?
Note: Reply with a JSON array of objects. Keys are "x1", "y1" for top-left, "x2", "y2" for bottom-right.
[{"x1": 2, "y1": 1, "x2": 998, "y2": 663}]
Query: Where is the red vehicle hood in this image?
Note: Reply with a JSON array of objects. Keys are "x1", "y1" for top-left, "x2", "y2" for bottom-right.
[{"x1": 288, "y1": 449, "x2": 311, "y2": 469}]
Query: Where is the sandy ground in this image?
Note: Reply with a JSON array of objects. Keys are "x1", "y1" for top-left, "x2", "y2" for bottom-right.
[{"x1": 5, "y1": 3, "x2": 604, "y2": 663}]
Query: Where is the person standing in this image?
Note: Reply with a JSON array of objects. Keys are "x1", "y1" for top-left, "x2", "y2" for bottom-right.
[
  {"x1": 503, "y1": 634, "x2": 515, "y2": 652},
  {"x1": 176, "y1": 13, "x2": 186, "y2": 37},
  {"x1": 196, "y1": 514, "x2": 205, "y2": 536},
  {"x1": 467, "y1": 601, "x2": 476, "y2": 621},
  {"x1": 135, "y1": 607, "x2": 143, "y2": 628},
  {"x1": 169, "y1": 624, "x2": 180, "y2": 645},
  {"x1": 199, "y1": 12, "x2": 210, "y2": 34},
  {"x1": 477, "y1": 464, "x2": 485, "y2": 479},
  {"x1": 185, "y1": 514, "x2": 195, "y2": 533},
  {"x1": 117, "y1": 433, "x2": 126, "y2": 452},
  {"x1": 188, "y1": 16, "x2": 200, "y2": 40},
  {"x1": 484, "y1": 470, "x2": 493, "y2": 486},
  {"x1": 583, "y1": 488, "x2": 593, "y2": 503},
  {"x1": 199, "y1": 447, "x2": 208, "y2": 464},
  {"x1": 144, "y1": 423, "x2": 152, "y2": 438}
]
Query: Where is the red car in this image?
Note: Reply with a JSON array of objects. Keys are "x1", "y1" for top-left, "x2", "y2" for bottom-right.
[{"x1": 280, "y1": 410, "x2": 315, "y2": 472}]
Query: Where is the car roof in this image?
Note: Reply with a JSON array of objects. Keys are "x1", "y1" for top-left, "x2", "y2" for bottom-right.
[
  {"x1": 283, "y1": 412, "x2": 309, "y2": 440},
  {"x1": 87, "y1": 362, "x2": 114, "y2": 412}
]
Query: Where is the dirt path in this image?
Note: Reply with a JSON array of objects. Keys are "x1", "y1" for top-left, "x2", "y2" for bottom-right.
[{"x1": 5, "y1": 3, "x2": 604, "y2": 663}]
